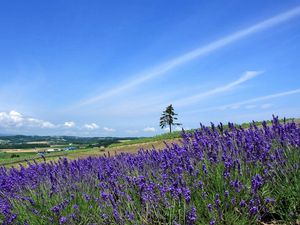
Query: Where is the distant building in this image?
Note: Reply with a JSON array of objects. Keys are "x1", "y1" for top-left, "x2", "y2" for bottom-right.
[
  {"x1": 64, "y1": 147, "x2": 77, "y2": 151},
  {"x1": 37, "y1": 152, "x2": 46, "y2": 155}
]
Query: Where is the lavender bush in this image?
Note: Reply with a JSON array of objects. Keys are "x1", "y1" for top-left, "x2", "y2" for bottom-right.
[{"x1": 0, "y1": 116, "x2": 299, "y2": 224}]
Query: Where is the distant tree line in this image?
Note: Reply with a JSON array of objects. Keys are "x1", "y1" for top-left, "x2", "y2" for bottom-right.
[{"x1": 0, "y1": 143, "x2": 50, "y2": 149}]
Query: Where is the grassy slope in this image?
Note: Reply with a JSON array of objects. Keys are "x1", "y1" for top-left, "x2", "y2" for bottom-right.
[
  {"x1": 109, "y1": 118, "x2": 298, "y2": 148},
  {"x1": 0, "y1": 138, "x2": 181, "y2": 168},
  {"x1": 3, "y1": 118, "x2": 299, "y2": 225},
  {"x1": 1, "y1": 118, "x2": 298, "y2": 168}
]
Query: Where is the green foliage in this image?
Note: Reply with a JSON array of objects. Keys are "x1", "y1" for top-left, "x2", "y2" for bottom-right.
[
  {"x1": 0, "y1": 152, "x2": 37, "y2": 164},
  {"x1": 10, "y1": 153, "x2": 19, "y2": 158},
  {"x1": 160, "y1": 104, "x2": 181, "y2": 133}
]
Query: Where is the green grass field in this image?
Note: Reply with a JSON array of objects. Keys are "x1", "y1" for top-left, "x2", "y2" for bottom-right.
[
  {"x1": 0, "y1": 152, "x2": 36, "y2": 163},
  {"x1": 0, "y1": 138, "x2": 179, "y2": 168}
]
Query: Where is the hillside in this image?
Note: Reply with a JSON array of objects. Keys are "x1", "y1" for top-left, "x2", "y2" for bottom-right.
[
  {"x1": 1, "y1": 117, "x2": 299, "y2": 224},
  {"x1": 1, "y1": 117, "x2": 298, "y2": 168}
]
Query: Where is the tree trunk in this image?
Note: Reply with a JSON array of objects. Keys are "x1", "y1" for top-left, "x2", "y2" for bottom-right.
[{"x1": 169, "y1": 124, "x2": 172, "y2": 133}]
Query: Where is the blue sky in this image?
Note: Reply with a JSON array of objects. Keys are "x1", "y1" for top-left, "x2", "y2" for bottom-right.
[{"x1": 0, "y1": 0, "x2": 300, "y2": 136}]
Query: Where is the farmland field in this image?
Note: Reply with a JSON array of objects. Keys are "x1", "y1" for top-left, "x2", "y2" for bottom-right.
[
  {"x1": 0, "y1": 138, "x2": 180, "y2": 169},
  {"x1": 0, "y1": 117, "x2": 299, "y2": 224}
]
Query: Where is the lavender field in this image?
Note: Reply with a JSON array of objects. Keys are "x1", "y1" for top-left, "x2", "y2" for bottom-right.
[{"x1": 0, "y1": 117, "x2": 299, "y2": 225}]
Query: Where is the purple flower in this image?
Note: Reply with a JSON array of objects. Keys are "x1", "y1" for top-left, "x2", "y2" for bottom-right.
[
  {"x1": 84, "y1": 193, "x2": 90, "y2": 201},
  {"x1": 249, "y1": 206, "x2": 258, "y2": 215},
  {"x1": 198, "y1": 180, "x2": 203, "y2": 189},
  {"x1": 239, "y1": 199, "x2": 246, "y2": 207},
  {"x1": 28, "y1": 198, "x2": 35, "y2": 206},
  {"x1": 101, "y1": 191, "x2": 109, "y2": 201},
  {"x1": 102, "y1": 213, "x2": 108, "y2": 219},
  {"x1": 187, "y1": 206, "x2": 197, "y2": 224},
  {"x1": 249, "y1": 198, "x2": 255, "y2": 207},
  {"x1": 207, "y1": 204, "x2": 213, "y2": 212},
  {"x1": 127, "y1": 212, "x2": 134, "y2": 221},
  {"x1": 183, "y1": 188, "x2": 191, "y2": 203},
  {"x1": 50, "y1": 205, "x2": 60, "y2": 215},
  {"x1": 210, "y1": 218, "x2": 216, "y2": 225},
  {"x1": 0, "y1": 116, "x2": 297, "y2": 225},
  {"x1": 224, "y1": 190, "x2": 229, "y2": 198},
  {"x1": 8, "y1": 214, "x2": 17, "y2": 224},
  {"x1": 231, "y1": 198, "x2": 236, "y2": 205},
  {"x1": 59, "y1": 216, "x2": 67, "y2": 224},
  {"x1": 113, "y1": 209, "x2": 121, "y2": 222},
  {"x1": 251, "y1": 174, "x2": 263, "y2": 193},
  {"x1": 214, "y1": 194, "x2": 221, "y2": 207},
  {"x1": 265, "y1": 198, "x2": 275, "y2": 204},
  {"x1": 202, "y1": 164, "x2": 208, "y2": 174}
]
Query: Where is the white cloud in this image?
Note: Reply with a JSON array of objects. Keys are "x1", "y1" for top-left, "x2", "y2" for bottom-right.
[
  {"x1": 84, "y1": 123, "x2": 99, "y2": 130},
  {"x1": 9, "y1": 110, "x2": 23, "y2": 123},
  {"x1": 64, "y1": 121, "x2": 76, "y2": 128},
  {"x1": 40, "y1": 121, "x2": 56, "y2": 128},
  {"x1": 164, "y1": 126, "x2": 182, "y2": 132},
  {"x1": 27, "y1": 118, "x2": 55, "y2": 128},
  {"x1": 143, "y1": 127, "x2": 156, "y2": 132},
  {"x1": 0, "y1": 110, "x2": 55, "y2": 129},
  {"x1": 173, "y1": 71, "x2": 262, "y2": 107},
  {"x1": 103, "y1": 127, "x2": 116, "y2": 132},
  {"x1": 77, "y1": 6, "x2": 300, "y2": 106}
]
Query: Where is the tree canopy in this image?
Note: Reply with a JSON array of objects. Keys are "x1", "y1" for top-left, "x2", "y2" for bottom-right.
[{"x1": 160, "y1": 104, "x2": 181, "y2": 133}]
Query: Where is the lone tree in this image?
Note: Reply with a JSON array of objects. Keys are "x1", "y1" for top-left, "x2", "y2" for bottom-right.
[{"x1": 160, "y1": 104, "x2": 181, "y2": 133}]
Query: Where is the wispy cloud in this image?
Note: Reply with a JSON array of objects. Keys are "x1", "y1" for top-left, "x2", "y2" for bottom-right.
[
  {"x1": 243, "y1": 104, "x2": 273, "y2": 110},
  {"x1": 64, "y1": 121, "x2": 76, "y2": 128},
  {"x1": 220, "y1": 89, "x2": 300, "y2": 110},
  {"x1": 84, "y1": 123, "x2": 99, "y2": 130},
  {"x1": 190, "y1": 88, "x2": 300, "y2": 113},
  {"x1": 173, "y1": 71, "x2": 262, "y2": 107},
  {"x1": 103, "y1": 127, "x2": 116, "y2": 132},
  {"x1": 143, "y1": 127, "x2": 156, "y2": 132},
  {"x1": 245, "y1": 105, "x2": 257, "y2": 109},
  {"x1": 261, "y1": 103, "x2": 273, "y2": 109},
  {"x1": 78, "y1": 6, "x2": 300, "y2": 106},
  {"x1": 90, "y1": 71, "x2": 262, "y2": 117},
  {"x1": 230, "y1": 105, "x2": 241, "y2": 110}
]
